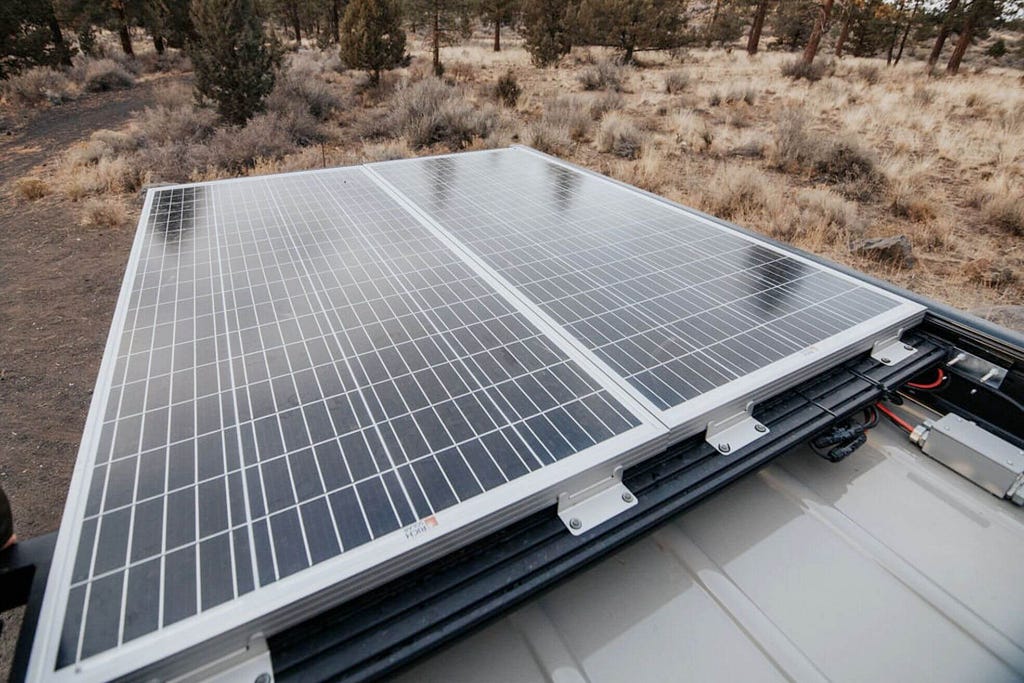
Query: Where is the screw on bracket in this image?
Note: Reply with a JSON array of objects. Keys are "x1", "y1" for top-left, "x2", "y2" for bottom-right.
[
  {"x1": 904, "y1": 344, "x2": 914, "y2": 351},
  {"x1": 754, "y1": 424, "x2": 767, "y2": 433},
  {"x1": 621, "y1": 491, "x2": 634, "y2": 503},
  {"x1": 569, "y1": 517, "x2": 583, "y2": 530},
  {"x1": 255, "y1": 674, "x2": 272, "y2": 683},
  {"x1": 717, "y1": 443, "x2": 731, "y2": 454},
  {"x1": 880, "y1": 357, "x2": 891, "y2": 364}
]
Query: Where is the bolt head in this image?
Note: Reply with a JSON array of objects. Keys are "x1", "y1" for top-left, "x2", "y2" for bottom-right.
[
  {"x1": 255, "y1": 674, "x2": 272, "y2": 683},
  {"x1": 717, "y1": 443, "x2": 731, "y2": 454},
  {"x1": 569, "y1": 517, "x2": 582, "y2": 530},
  {"x1": 622, "y1": 491, "x2": 634, "y2": 503},
  {"x1": 880, "y1": 357, "x2": 891, "y2": 364},
  {"x1": 754, "y1": 424, "x2": 767, "y2": 433}
]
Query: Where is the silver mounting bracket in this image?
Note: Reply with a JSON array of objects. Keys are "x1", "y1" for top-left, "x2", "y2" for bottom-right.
[
  {"x1": 557, "y1": 466, "x2": 637, "y2": 536},
  {"x1": 706, "y1": 407, "x2": 769, "y2": 455},
  {"x1": 946, "y1": 346, "x2": 1008, "y2": 389},
  {"x1": 169, "y1": 634, "x2": 274, "y2": 683},
  {"x1": 871, "y1": 334, "x2": 917, "y2": 366}
]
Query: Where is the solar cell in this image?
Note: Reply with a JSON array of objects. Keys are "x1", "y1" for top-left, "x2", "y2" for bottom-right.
[
  {"x1": 30, "y1": 167, "x2": 662, "y2": 682},
  {"x1": 369, "y1": 148, "x2": 924, "y2": 425}
]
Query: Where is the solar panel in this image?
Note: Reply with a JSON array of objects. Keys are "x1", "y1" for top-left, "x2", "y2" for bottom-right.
[
  {"x1": 27, "y1": 149, "x2": 924, "y2": 682},
  {"x1": 368, "y1": 148, "x2": 924, "y2": 429},
  {"x1": 27, "y1": 166, "x2": 665, "y2": 682}
]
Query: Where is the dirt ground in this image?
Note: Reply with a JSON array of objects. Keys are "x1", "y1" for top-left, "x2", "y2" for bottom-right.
[{"x1": 0, "y1": 77, "x2": 169, "y2": 678}]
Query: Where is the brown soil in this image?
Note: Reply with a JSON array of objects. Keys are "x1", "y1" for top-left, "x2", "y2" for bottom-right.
[{"x1": 0, "y1": 77, "x2": 171, "y2": 679}]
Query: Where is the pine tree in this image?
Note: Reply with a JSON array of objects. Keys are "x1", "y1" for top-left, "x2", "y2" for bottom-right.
[
  {"x1": 340, "y1": 0, "x2": 406, "y2": 84},
  {"x1": 189, "y1": 0, "x2": 280, "y2": 125},
  {"x1": 478, "y1": 0, "x2": 518, "y2": 52},
  {"x1": 520, "y1": 0, "x2": 572, "y2": 66},
  {"x1": 406, "y1": 0, "x2": 471, "y2": 75},
  {"x1": 574, "y1": 0, "x2": 687, "y2": 64}
]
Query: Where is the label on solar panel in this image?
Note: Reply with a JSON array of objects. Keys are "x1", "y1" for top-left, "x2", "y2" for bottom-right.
[{"x1": 28, "y1": 149, "x2": 924, "y2": 682}]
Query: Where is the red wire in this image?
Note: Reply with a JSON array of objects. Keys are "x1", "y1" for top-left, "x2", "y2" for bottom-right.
[
  {"x1": 876, "y1": 403, "x2": 914, "y2": 433},
  {"x1": 907, "y1": 368, "x2": 945, "y2": 390}
]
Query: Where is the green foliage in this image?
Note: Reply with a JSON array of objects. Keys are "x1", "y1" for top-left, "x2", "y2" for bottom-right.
[
  {"x1": 406, "y1": 0, "x2": 473, "y2": 75},
  {"x1": 0, "y1": 0, "x2": 73, "y2": 78},
  {"x1": 987, "y1": 37, "x2": 1007, "y2": 56},
  {"x1": 771, "y1": 0, "x2": 816, "y2": 51},
  {"x1": 705, "y1": 0, "x2": 748, "y2": 47},
  {"x1": 494, "y1": 69, "x2": 520, "y2": 107},
  {"x1": 521, "y1": 0, "x2": 572, "y2": 66},
  {"x1": 339, "y1": 0, "x2": 406, "y2": 83},
  {"x1": 189, "y1": 0, "x2": 281, "y2": 125},
  {"x1": 574, "y1": 0, "x2": 687, "y2": 63}
]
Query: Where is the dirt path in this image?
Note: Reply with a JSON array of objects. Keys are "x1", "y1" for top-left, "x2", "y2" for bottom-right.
[{"x1": 0, "y1": 74, "x2": 185, "y2": 679}]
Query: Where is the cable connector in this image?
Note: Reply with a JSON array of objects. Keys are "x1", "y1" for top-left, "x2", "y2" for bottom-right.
[{"x1": 812, "y1": 423, "x2": 865, "y2": 449}]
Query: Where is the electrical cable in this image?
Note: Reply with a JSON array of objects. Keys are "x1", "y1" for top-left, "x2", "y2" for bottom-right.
[
  {"x1": 906, "y1": 368, "x2": 946, "y2": 391},
  {"x1": 875, "y1": 402, "x2": 914, "y2": 433}
]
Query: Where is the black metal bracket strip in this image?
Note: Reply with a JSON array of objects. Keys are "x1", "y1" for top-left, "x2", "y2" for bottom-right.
[{"x1": 267, "y1": 332, "x2": 947, "y2": 683}]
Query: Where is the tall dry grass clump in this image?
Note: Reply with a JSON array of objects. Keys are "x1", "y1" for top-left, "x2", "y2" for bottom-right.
[
  {"x1": 972, "y1": 174, "x2": 1024, "y2": 235},
  {"x1": 577, "y1": 59, "x2": 626, "y2": 92},
  {"x1": 597, "y1": 114, "x2": 646, "y2": 159},
  {"x1": 1, "y1": 67, "x2": 75, "y2": 106},
  {"x1": 372, "y1": 78, "x2": 498, "y2": 149}
]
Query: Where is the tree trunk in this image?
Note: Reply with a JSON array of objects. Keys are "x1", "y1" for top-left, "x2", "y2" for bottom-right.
[
  {"x1": 290, "y1": 2, "x2": 302, "y2": 43},
  {"x1": 623, "y1": 43, "x2": 635, "y2": 64},
  {"x1": 332, "y1": 0, "x2": 340, "y2": 42},
  {"x1": 835, "y1": 5, "x2": 852, "y2": 57},
  {"x1": 113, "y1": 1, "x2": 134, "y2": 56},
  {"x1": 927, "y1": 0, "x2": 960, "y2": 67},
  {"x1": 801, "y1": 0, "x2": 834, "y2": 64},
  {"x1": 946, "y1": 4, "x2": 976, "y2": 74},
  {"x1": 705, "y1": 0, "x2": 722, "y2": 48},
  {"x1": 747, "y1": 0, "x2": 769, "y2": 55},
  {"x1": 494, "y1": 17, "x2": 500, "y2": 51},
  {"x1": 46, "y1": 4, "x2": 72, "y2": 67},
  {"x1": 432, "y1": 8, "x2": 441, "y2": 75},
  {"x1": 893, "y1": 0, "x2": 920, "y2": 66},
  {"x1": 887, "y1": 0, "x2": 906, "y2": 65}
]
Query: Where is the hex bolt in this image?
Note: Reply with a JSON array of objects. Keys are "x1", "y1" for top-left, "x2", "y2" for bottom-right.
[
  {"x1": 904, "y1": 344, "x2": 914, "y2": 351},
  {"x1": 255, "y1": 674, "x2": 272, "y2": 683},
  {"x1": 754, "y1": 424, "x2": 767, "y2": 433},
  {"x1": 569, "y1": 517, "x2": 582, "y2": 530},
  {"x1": 880, "y1": 357, "x2": 891, "y2": 364},
  {"x1": 717, "y1": 443, "x2": 731, "y2": 454},
  {"x1": 621, "y1": 491, "x2": 634, "y2": 503}
]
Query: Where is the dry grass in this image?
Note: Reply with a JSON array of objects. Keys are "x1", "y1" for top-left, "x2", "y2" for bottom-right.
[
  {"x1": 79, "y1": 198, "x2": 130, "y2": 229},
  {"x1": 597, "y1": 114, "x2": 646, "y2": 158},
  {"x1": 973, "y1": 174, "x2": 1024, "y2": 235},
  {"x1": 578, "y1": 59, "x2": 627, "y2": 92},
  {"x1": 1, "y1": 67, "x2": 76, "y2": 106},
  {"x1": 13, "y1": 177, "x2": 50, "y2": 200}
]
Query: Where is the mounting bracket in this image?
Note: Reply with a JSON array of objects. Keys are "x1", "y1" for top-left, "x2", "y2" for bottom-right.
[
  {"x1": 946, "y1": 347, "x2": 1008, "y2": 389},
  {"x1": 705, "y1": 407, "x2": 769, "y2": 455},
  {"x1": 171, "y1": 634, "x2": 274, "y2": 683},
  {"x1": 871, "y1": 334, "x2": 917, "y2": 366},
  {"x1": 557, "y1": 466, "x2": 637, "y2": 536}
]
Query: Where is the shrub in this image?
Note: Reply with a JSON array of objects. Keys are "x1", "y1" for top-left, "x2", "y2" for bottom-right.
[
  {"x1": 62, "y1": 156, "x2": 143, "y2": 198},
  {"x1": 781, "y1": 58, "x2": 826, "y2": 82},
  {"x1": 855, "y1": 63, "x2": 881, "y2": 85},
  {"x1": 577, "y1": 59, "x2": 625, "y2": 91},
  {"x1": 153, "y1": 80, "x2": 194, "y2": 109},
  {"x1": 664, "y1": 70, "x2": 689, "y2": 94},
  {"x1": 987, "y1": 39, "x2": 1007, "y2": 58},
  {"x1": 545, "y1": 95, "x2": 592, "y2": 140},
  {"x1": 597, "y1": 114, "x2": 645, "y2": 159},
  {"x1": 136, "y1": 105, "x2": 218, "y2": 146},
  {"x1": 362, "y1": 140, "x2": 413, "y2": 161},
  {"x1": 713, "y1": 84, "x2": 756, "y2": 106},
  {"x1": 700, "y1": 166, "x2": 769, "y2": 220},
  {"x1": 80, "y1": 198, "x2": 130, "y2": 229},
  {"x1": 973, "y1": 175, "x2": 1024, "y2": 235},
  {"x1": 588, "y1": 91, "x2": 624, "y2": 120},
  {"x1": 771, "y1": 109, "x2": 817, "y2": 172},
  {"x1": 523, "y1": 120, "x2": 571, "y2": 154},
  {"x1": 267, "y1": 68, "x2": 343, "y2": 121},
  {"x1": 1, "y1": 67, "x2": 75, "y2": 106},
  {"x1": 14, "y1": 177, "x2": 50, "y2": 200},
  {"x1": 379, "y1": 78, "x2": 497, "y2": 149},
  {"x1": 203, "y1": 112, "x2": 299, "y2": 172},
  {"x1": 494, "y1": 71, "x2": 521, "y2": 108},
  {"x1": 81, "y1": 59, "x2": 135, "y2": 92},
  {"x1": 813, "y1": 139, "x2": 883, "y2": 199}
]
